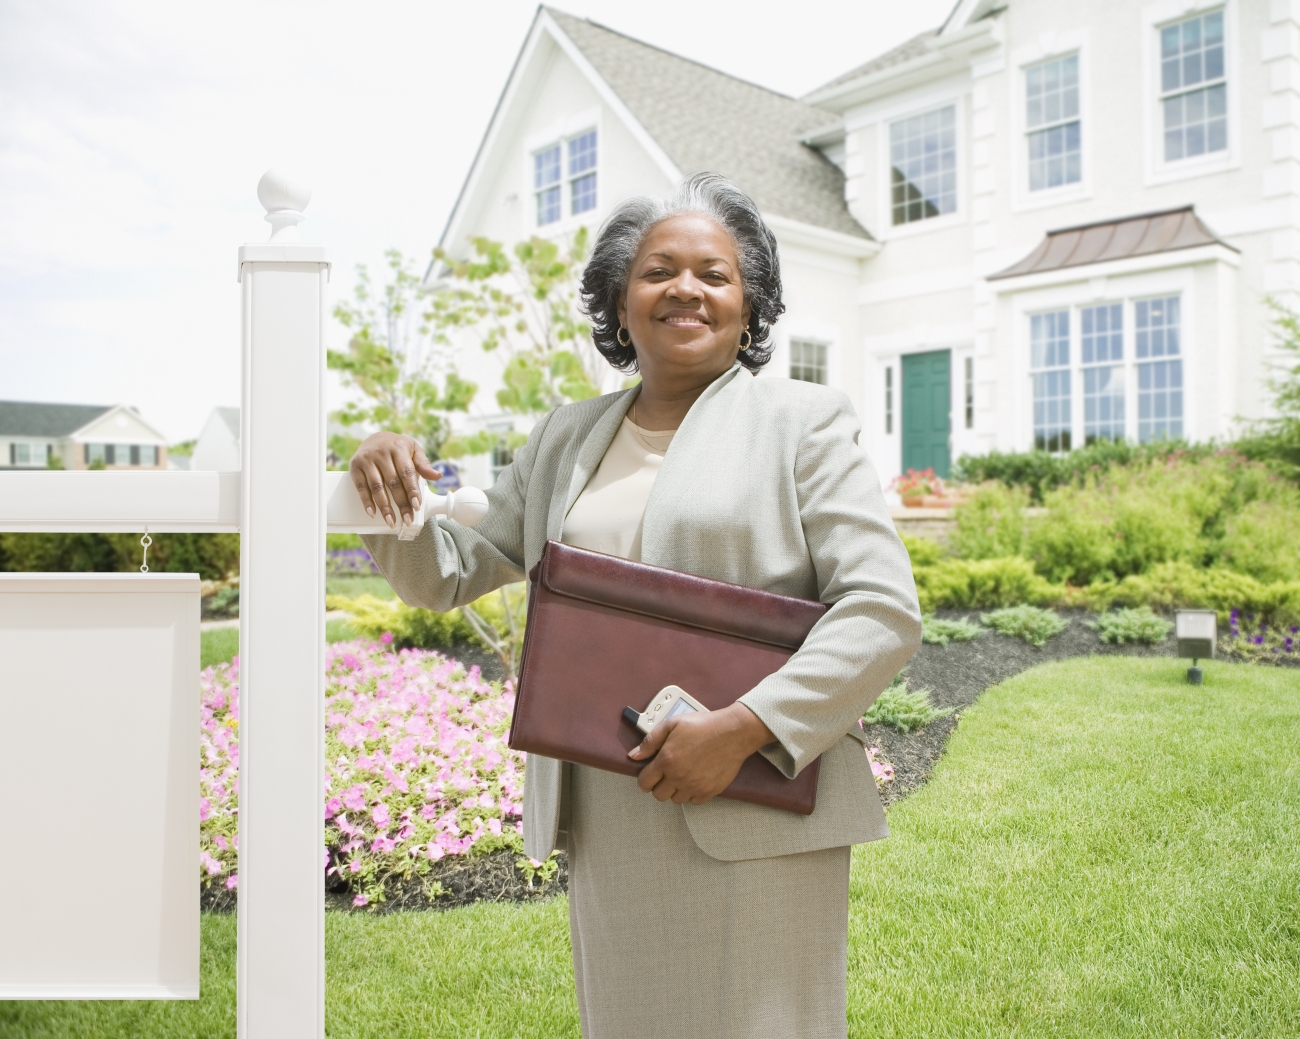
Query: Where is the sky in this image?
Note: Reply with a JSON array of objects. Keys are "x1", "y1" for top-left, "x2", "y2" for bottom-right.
[{"x1": 0, "y1": 0, "x2": 953, "y2": 442}]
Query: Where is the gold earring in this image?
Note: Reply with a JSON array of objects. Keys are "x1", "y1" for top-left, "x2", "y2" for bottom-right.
[
  {"x1": 739, "y1": 329, "x2": 752, "y2": 351},
  {"x1": 617, "y1": 327, "x2": 632, "y2": 347}
]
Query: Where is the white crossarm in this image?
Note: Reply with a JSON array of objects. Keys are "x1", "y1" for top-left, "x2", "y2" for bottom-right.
[
  {"x1": 0, "y1": 471, "x2": 484, "y2": 535},
  {"x1": 0, "y1": 471, "x2": 241, "y2": 533}
]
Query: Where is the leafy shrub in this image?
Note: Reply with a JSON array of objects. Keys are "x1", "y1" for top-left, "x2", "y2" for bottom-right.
[
  {"x1": 899, "y1": 532, "x2": 943, "y2": 568},
  {"x1": 953, "y1": 440, "x2": 1200, "y2": 504},
  {"x1": 980, "y1": 605, "x2": 1068, "y2": 646},
  {"x1": 922, "y1": 614, "x2": 985, "y2": 645},
  {"x1": 330, "y1": 584, "x2": 528, "y2": 676},
  {"x1": 950, "y1": 482, "x2": 1029, "y2": 560},
  {"x1": 0, "y1": 531, "x2": 239, "y2": 580},
  {"x1": 200, "y1": 640, "x2": 531, "y2": 907},
  {"x1": 1008, "y1": 451, "x2": 1300, "y2": 585},
  {"x1": 206, "y1": 584, "x2": 240, "y2": 619},
  {"x1": 913, "y1": 556, "x2": 1063, "y2": 613},
  {"x1": 1220, "y1": 500, "x2": 1300, "y2": 583},
  {"x1": 1078, "y1": 562, "x2": 1300, "y2": 625},
  {"x1": 1222, "y1": 611, "x2": 1299, "y2": 664},
  {"x1": 861, "y1": 677, "x2": 953, "y2": 733},
  {"x1": 1088, "y1": 607, "x2": 1173, "y2": 645},
  {"x1": 327, "y1": 593, "x2": 475, "y2": 650}
]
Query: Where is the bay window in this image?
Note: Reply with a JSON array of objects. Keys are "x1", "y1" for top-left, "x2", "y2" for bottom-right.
[{"x1": 1028, "y1": 294, "x2": 1185, "y2": 451}]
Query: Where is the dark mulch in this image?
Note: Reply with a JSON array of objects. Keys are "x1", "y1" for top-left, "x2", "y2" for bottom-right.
[
  {"x1": 870, "y1": 609, "x2": 1178, "y2": 805},
  {"x1": 322, "y1": 849, "x2": 568, "y2": 914},
  {"x1": 204, "y1": 849, "x2": 568, "y2": 915}
]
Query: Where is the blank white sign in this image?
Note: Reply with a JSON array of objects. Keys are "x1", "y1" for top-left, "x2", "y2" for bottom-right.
[{"x1": 0, "y1": 573, "x2": 199, "y2": 999}]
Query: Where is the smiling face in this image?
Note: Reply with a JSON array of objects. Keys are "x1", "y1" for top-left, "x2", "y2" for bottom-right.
[{"x1": 617, "y1": 213, "x2": 751, "y2": 390}]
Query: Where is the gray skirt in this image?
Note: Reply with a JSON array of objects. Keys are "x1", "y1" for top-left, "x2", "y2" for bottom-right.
[{"x1": 566, "y1": 763, "x2": 850, "y2": 1039}]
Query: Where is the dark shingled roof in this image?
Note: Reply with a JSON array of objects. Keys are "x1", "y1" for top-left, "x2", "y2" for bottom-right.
[
  {"x1": 546, "y1": 9, "x2": 870, "y2": 239},
  {"x1": 0, "y1": 400, "x2": 110, "y2": 437},
  {"x1": 988, "y1": 206, "x2": 1237, "y2": 280},
  {"x1": 805, "y1": 29, "x2": 940, "y2": 97}
]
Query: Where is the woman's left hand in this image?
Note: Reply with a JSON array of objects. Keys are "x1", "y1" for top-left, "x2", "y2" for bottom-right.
[{"x1": 628, "y1": 702, "x2": 776, "y2": 805}]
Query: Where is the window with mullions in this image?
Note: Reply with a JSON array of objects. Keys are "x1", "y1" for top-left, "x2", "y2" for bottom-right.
[
  {"x1": 1160, "y1": 10, "x2": 1226, "y2": 162},
  {"x1": 1031, "y1": 311, "x2": 1071, "y2": 452},
  {"x1": 534, "y1": 145, "x2": 561, "y2": 226},
  {"x1": 889, "y1": 106, "x2": 957, "y2": 226},
  {"x1": 1136, "y1": 297, "x2": 1183, "y2": 441},
  {"x1": 568, "y1": 131, "x2": 597, "y2": 215},
  {"x1": 1026, "y1": 55, "x2": 1081, "y2": 191},
  {"x1": 1081, "y1": 303, "x2": 1125, "y2": 443},
  {"x1": 789, "y1": 340, "x2": 828, "y2": 385}
]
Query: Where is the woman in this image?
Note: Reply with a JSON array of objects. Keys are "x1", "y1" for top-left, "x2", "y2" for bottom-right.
[{"x1": 353, "y1": 172, "x2": 921, "y2": 1039}]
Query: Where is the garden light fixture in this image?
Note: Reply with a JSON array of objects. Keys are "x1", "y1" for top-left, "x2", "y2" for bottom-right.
[{"x1": 1175, "y1": 609, "x2": 1217, "y2": 684}]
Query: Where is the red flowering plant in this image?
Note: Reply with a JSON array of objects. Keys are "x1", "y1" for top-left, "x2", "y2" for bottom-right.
[{"x1": 891, "y1": 468, "x2": 947, "y2": 504}]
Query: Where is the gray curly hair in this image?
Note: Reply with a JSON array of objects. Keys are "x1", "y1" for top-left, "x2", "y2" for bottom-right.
[{"x1": 579, "y1": 172, "x2": 784, "y2": 373}]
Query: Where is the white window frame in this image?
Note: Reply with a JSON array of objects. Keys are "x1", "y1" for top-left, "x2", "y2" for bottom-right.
[
  {"x1": 1142, "y1": 0, "x2": 1239, "y2": 186},
  {"x1": 1010, "y1": 32, "x2": 1092, "y2": 212},
  {"x1": 788, "y1": 338, "x2": 831, "y2": 385},
  {"x1": 524, "y1": 111, "x2": 602, "y2": 234},
  {"x1": 876, "y1": 89, "x2": 968, "y2": 241},
  {"x1": 1009, "y1": 269, "x2": 1199, "y2": 452}
]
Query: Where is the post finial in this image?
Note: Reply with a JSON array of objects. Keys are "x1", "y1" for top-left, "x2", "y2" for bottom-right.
[{"x1": 256, "y1": 169, "x2": 312, "y2": 242}]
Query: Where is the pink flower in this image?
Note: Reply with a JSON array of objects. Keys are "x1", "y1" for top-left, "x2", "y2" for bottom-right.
[
  {"x1": 226, "y1": 874, "x2": 238, "y2": 890},
  {"x1": 380, "y1": 632, "x2": 394, "y2": 644},
  {"x1": 341, "y1": 785, "x2": 367, "y2": 812},
  {"x1": 371, "y1": 803, "x2": 391, "y2": 829},
  {"x1": 353, "y1": 894, "x2": 368, "y2": 907},
  {"x1": 487, "y1": 818, "x2": 502, "y2": 836}
]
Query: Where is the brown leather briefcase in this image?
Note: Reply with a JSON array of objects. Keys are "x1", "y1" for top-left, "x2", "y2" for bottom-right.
[{"x1": 509, "y1": 540, "x2": 828, "y2": 815}]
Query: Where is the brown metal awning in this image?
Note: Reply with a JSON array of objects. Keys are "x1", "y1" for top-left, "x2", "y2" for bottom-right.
[{"x1": 987, "y1": 205, "x2": 1237, "y2": 280}]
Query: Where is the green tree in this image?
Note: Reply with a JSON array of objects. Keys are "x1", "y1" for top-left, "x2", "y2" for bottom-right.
[
  {"x1": 426, "y1": 232, "x2": 603, "y2": 431},
  {"x1": 1234, "y1": 297, "x2": 1300, "y2": 479},
  {"x1": 328, "y1": 250, "x2": 483, "y2": 466}
]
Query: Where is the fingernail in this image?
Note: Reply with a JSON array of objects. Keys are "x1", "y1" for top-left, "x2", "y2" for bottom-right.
[{"x1": 365, "y1": 506, "x2": 374, "y2": 517}]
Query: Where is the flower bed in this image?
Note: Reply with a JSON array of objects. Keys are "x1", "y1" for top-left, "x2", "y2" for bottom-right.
[
  {"x1": 200, "y1": 639, "x2": 533, "y2": 908},
  {"x1": 327, "y1": 547, "x2": 381, "y2": 577}
]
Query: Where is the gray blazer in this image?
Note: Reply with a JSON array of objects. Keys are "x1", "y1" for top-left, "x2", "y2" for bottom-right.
[{"x1": 363, "y1": 363, "x2": 922, "y2": 862}]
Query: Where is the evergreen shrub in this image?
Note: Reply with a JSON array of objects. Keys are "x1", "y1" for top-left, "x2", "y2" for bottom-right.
[{"x1": 981, "y1": 605, "x2": 1068, "y2": 646}]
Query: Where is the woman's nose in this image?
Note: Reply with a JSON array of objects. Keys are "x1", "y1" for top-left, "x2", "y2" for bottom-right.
[{"x1": 667, "y1": 271, "x2": 703, "y2": 301}]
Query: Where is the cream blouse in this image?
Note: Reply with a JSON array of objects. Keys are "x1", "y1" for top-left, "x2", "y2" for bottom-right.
[{"x1": 561, "y1": 416, "x2": 676, "y2": 561}]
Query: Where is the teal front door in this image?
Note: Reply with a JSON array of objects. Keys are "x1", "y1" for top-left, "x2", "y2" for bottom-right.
[{"x1": 901, "y1": 350, "x2": 951, "y2": 478}]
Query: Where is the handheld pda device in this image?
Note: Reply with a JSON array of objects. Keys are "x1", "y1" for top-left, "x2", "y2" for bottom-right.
[{"x1": 622, "y1": 685, "x2": 710, "y2": 736}]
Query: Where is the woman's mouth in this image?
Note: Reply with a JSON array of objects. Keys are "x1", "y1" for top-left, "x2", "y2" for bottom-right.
[{"x1": 660, "y1": 313, "x2": 708, "y2": 328}]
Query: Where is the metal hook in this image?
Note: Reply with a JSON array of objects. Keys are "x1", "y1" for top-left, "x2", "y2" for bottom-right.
[{"x1": 140, "y1": 529, "x2": 152, "y2": 574}]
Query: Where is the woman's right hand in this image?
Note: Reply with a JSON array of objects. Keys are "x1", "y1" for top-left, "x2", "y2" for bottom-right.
[{"x1": 348, "y1": 433, "x2": 440, "y2": 528}]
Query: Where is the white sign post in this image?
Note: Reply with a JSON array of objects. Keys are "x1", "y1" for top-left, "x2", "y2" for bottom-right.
[
  {"x1": 0, "y1": 171, "x2": 333, "y2": 1036},
  {"x1": 236, "y1": 170, "x2": 330, "y2": 1039}
]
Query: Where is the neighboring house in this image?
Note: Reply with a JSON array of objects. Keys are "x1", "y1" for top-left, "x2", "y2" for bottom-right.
[
  {"x1": 0, "y1": 400, "x2": 168, "y2": 471},
  {"x1": 434, "y1": 1, "x2": 1296, "y2": 488},
  {"x1": 191, "y1": 407, "x2": 241, "y2": 472}
]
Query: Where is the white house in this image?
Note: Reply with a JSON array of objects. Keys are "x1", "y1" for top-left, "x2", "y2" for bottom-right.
[
  {"x1": 433, "y1": 1, "x2": 1297, "y2": 487},
  {"x1": 0, "y1": 400, "x2": 168, "y2": 471},
  {"x1": 190, "y1": 407, "x2": 241, "y2": 472}
]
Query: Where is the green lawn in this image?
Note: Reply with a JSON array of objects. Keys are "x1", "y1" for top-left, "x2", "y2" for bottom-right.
[
  {"x1": 326, "y1": 574, "x2": 395, "y2": 600},
  {"x1": 5, "y1": 657, "x2": 1296, "y2": 1038},
  {"x1": 200, "y1": 620, "x2": 358, "y2": 669},
  {"x1": 848, "y1": 657, "x2": 1300, "y2": 1038}
]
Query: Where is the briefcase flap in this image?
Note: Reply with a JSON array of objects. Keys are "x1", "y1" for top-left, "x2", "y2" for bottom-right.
[{"x1": 535, "y1": 540, "x2": 827, "y2": 649}]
